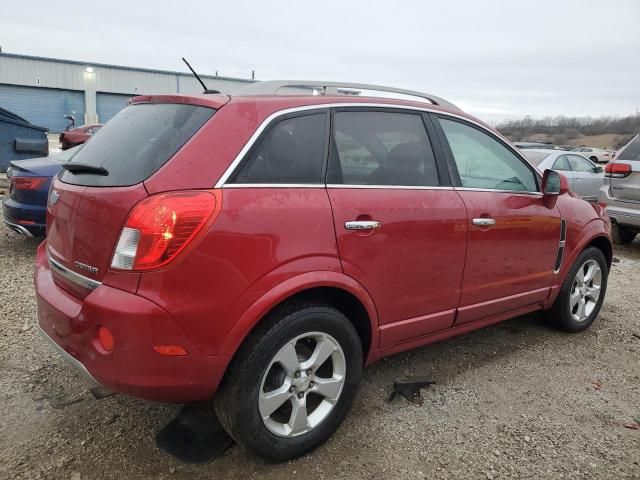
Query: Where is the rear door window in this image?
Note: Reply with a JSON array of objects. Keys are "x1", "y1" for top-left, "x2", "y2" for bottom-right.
[
  {"x1": 568, "y1": 155, "x2": 596, "y2": 172},
  {"x1": 230, "y1": 113, "x2": 327, "y2": 184},
  {"x1": 60, "y1": 103, "x2": 214, "y2": 187},
  {"x1": 329, "y1": 111, "x2": 439, "y2": 186}
]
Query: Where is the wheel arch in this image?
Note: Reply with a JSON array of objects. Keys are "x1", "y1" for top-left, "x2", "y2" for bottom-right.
[
  {"x1": 220, "y1": 272, "x2": 379, "y2": 366},
  {"x1": 546, "y1": 220, "x2": 612, "y2": 308},
  {"x1": 585, "y1": 235, "x2": 613, "y2": 269}
]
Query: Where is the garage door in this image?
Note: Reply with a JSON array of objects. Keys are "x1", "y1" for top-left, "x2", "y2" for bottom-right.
[
  {"x1": 0, "y1": 84, "x2": 84, "y2": 133},
  {"x1": 97, "y1": 93, "x2": 133, "y2": 124}
]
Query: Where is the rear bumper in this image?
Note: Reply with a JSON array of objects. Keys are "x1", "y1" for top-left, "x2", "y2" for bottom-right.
[
  {"x1": 599, "y1": 187, "x2": 640, "y2": 229},
  {"x1": 2, "y1": 197, "x2": 46, "y2": 236},
  {"x1": 35, "y1": 242, "x2": 229, "y2": 403},
  {"x1": 39, "y1": 326, "x2": 99, "y2": 385}
]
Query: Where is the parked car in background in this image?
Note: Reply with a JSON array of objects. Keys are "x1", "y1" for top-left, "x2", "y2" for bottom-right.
[
  {"x1": 599, "y1": 134, "x2": 640, "y2": 244},
  {"x1": 521, "y1": 149, "x2": 604, "y2": 202},
  {"x1": 2, "y1": 145, "x2": 81, "y2": 236},
  {"x1": 572, "y1": 146, "x2": 612, "y2": 164},
  {"x1": 35, "y1": 82, "x2": 612, "y2": 462},
  {"x1": 59, "y1": 124, "x2": 102, "y2": 150},
  {"x1": 514, "y1": 141, "x2": 554, "y2": 150}
]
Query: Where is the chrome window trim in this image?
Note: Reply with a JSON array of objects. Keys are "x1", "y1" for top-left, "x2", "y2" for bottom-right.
[
  {"x1": 214, "y1": 102, "x2": 536, "y2": 188},
  {"x1": 222, "y1": 183, "x2": 324, "y2": 189},
  {"x1": 454, "y1": 187, "x2": 543, "y2": 196},
  {"x1": 48, "y1": 253, "x2": 102, "y2": 291},
  {"x1": 327, "y1": 184, "x2": 454, "y2": 190}
]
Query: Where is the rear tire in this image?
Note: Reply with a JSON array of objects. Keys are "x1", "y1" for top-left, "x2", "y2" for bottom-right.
[
  {"x1": 550, "y1": 247, "x2": 608, "y2": 332},
  {"x1": 214, "y1": 304, "x2": 363, "y2": 462},
  {"x1": 612, "y1": 224, "x2": 637, "y2": 245},
  {"x1": 589, "y1": 156, "x2": 599, "y2": 163}
]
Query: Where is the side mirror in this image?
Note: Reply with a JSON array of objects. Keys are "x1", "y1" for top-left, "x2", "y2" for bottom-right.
[
  {"x1": 542, "y1": 169, "x2": 569, "y2": 196},
  {"x1": 595, "y1": 166, "x2": 604, "y2": 173}
]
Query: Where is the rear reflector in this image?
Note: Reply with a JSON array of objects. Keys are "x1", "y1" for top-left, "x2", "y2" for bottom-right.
[
  {"x1": 12, "y1": 177, "x2": 48, "y2": 190},
  {"x1": 111, "y1": 190, "x2": 222, "y2": 271},
  {"x1": 604, "y1": 163, "x2": 632, "y2": 178},
  {"x1": 97, "y1": 326, "x2": 114, "y2": 353},
  {"x1": 153, "y1": 345, "x2": 188, "y2": 356}
]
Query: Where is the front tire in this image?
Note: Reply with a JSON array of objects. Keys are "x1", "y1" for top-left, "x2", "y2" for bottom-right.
[
  {"x1": 214, "y1": 304, "x2": 363, "y2": 462},
  {"x1": 550, "y1": 247, "x2": 608, "y2": 332},
  {"x1": 612, "y1": 224, "x2": 637, "y2": 245}
]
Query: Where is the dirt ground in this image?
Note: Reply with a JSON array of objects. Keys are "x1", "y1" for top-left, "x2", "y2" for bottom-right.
[{"x1": 0, "y1": 223, "x2": 638, "y2": 480}]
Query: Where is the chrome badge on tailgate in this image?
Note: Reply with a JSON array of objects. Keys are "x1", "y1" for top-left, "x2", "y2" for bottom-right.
[{"x1": 74, "y1": 261, "x2": 99, "y2": 275}]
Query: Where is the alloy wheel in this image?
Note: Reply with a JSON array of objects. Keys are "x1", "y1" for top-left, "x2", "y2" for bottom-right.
[
  {"x1": 570, "y1": 259, "x2": 602, "y2": 322},
  {"x1": 258, "y1": 332, "x2": 346, "y2": 438}
]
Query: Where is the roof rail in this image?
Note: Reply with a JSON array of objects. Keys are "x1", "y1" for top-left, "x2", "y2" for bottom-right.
[{"x1": 236, "y1": 80, "x2": 459, "y2": 110}]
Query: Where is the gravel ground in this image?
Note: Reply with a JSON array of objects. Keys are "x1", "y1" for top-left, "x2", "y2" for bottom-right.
[{"x1": 0, "y1": 222, "x2": 638, "y2": 480}]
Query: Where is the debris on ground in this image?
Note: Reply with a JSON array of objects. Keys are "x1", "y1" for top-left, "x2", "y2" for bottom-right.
[
  {"x1": 90, "y1": 386, "x2": 117, "y2": 400},
  {"x1": 155, "y1": 402, "x2": 234, "y2": 463},
  {"x1": 623, "y1": 422, "x2": 639, "y2": 430},
  {"x1": 591, "y1": 380, "x2": 603, "y2": 390},
  {"x1": 388, "y1": 380, "x2": 436, "y2": 405}
]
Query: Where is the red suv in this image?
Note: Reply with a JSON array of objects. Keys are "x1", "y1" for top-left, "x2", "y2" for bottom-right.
[{"x1": 36, "y1": 82, "x2": 612, "y2": 461}]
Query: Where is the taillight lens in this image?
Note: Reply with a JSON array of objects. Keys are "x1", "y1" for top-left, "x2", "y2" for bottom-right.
[
  {"x1": 604, "y1": 162, "x2": 632, "y2": 178},
  {"x1": 12, "y1": 176, "x2": 48, "y2": 190},
  {"x1": 111, "y1": 190, "x2": 222, "y2": 271}
]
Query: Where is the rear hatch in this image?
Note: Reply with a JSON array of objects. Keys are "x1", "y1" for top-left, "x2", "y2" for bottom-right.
[
  {"x1": 609, "y1": 134, "x2": 640, "y2": 203},
  {"x1": 46, "y1": 98, "x2": 221, "y2": 297}
]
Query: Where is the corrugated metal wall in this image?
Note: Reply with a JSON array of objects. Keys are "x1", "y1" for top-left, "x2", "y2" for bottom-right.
[
  {"x1": 0, "y1": 53, "x2": 254, "y2": 131},
  {"x1": 96, "y1": 92, "x2": 133, "y2": 123},
  {"x1": 0, "y1": 84, "x2": 84, "y2": 132},
  {"x1": 0, "y1": 54, "x2": 253, "y2": 96}
]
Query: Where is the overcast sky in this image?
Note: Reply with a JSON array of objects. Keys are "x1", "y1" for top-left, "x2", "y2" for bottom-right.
[{"x1": 1, "y1": 0, "x2": 639, "y2": 123}]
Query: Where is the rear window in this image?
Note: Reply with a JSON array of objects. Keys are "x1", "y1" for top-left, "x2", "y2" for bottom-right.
[
  {"x1": 617, "y1": 135, "x2": 640, "y2": 161},
  {"x1": 60, "y1": 103, "x2": 214, "y2": 187}
]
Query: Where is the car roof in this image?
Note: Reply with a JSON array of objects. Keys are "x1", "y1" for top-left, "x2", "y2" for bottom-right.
[{"x1": 129, "y1": 92, "x2": 491, "y2": 131}]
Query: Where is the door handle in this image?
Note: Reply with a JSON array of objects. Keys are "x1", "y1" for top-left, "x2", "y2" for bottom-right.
[
  {"x1": 345, "y1": 220, "x2": 381, "y2": 230},
  {"x1": 472, "y1": 218, "x2": 496, "y2": 226}
]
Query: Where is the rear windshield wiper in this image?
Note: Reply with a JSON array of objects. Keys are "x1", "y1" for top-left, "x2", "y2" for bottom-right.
[{"x1": 62, "y1": 163, "x2": 109, "y2": 176}]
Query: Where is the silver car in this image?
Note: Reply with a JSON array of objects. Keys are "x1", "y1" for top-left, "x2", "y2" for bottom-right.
[
  {"x1": 599, "y1": 134, "x2": 640, "y2": 244},
  {"x1": 522, "y1": 149, "x2": 604, "y2": 202}
]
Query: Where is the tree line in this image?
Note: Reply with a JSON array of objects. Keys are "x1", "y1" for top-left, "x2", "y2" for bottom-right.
[{"x1": 497, "y1": 114, "x2": 640, "y2": 148}]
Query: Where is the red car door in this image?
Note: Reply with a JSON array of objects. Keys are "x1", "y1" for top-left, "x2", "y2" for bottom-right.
[
  {"x1": 326, "y1": 110, "x2": 467, "y2": 347},
  {"x1": 434, "y1": 115, "x2": 561, "y2": 325}
]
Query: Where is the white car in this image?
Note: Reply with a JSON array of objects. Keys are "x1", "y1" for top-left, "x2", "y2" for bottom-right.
[
  {"x1": 571, "y1": 146, "x2": 613, "y2": 164},
  {"x1": 522, "y1": 149, "x2": 604, "y2": 202}
]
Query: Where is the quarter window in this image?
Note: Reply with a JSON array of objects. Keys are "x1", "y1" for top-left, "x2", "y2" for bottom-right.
[
  {"x1": 231, "y1": 113, "x2": 327, "y2": 184},
  {"x1": 439, "y1": 118, "x2": 537, "y2": 192},
  {"x1": 331, "y1": 111, "x2": 439, "y2": 186}
]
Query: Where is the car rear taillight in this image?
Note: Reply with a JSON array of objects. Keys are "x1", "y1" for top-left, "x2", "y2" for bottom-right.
[
  {"x1": 604, "y1": 163, "x2": 632, "y2": 178},
  {"x1": 110, "y1": 190, "x2": 222, "y2": 271},
  {"x1": 12, "y1": 177, "x2": 48, "y2": 190}
]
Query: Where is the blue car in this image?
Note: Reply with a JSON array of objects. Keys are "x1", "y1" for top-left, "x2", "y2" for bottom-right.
[{"x1": 2, "y1": 146, "x2": 81, "y2": 237}]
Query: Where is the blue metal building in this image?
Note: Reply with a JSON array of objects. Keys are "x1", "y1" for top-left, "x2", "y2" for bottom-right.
[{"x1": 0, "y1": 52, "x2": 254, "y2": 133}]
